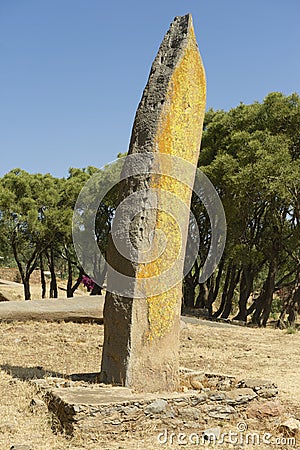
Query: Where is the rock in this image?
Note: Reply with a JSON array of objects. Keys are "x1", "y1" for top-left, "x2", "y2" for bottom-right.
[
  {"x1": 122, "y1": 405, "x2": 139, "y2": 415},
  {"x1": 10, "y1": 446, "x2": 32, "y2": 450},
  {"x1": 184, "y1": 372, "x2": 206, "y2": 390},
  {"x1": 209, "y1": 391, "x2": 226, "y2": 401},
  {"x1": 190, "y1": 379, "x2": 204, "y2": 390},
  {"x1": 231, "y1": 319, "x2": 246, "y2": 326},
  {"x1": 174, "y1": 398, "x2": 189, "y2": 405},
  {"x1": 246, "y1": 400, "x2": 283, "y2": 419},
  {"x1": 278, "y1": 418, "x2": 300, "y2": 436},
  {"x1": 256, "y1": 387, "x2": 278, "y2": 398},
  {"x1": 204, "y1": 372, "x2": 236, "y2": 381},
  {"x1": 202, "y1": 427, "x2": 221, "y2": 441},
  {"x1": 161, "y1": 408, "x2": 176, "y2": 419},
  {"x1": 73, "y1": 405, "x2": 83, "y2": 413},
  {"x1": 179, "y1": 406, "x2": 201, "y2": 421},
  {"x1": 206, "y1": 405, "x2": 236, "y2": 419},
  {"x1": 144, "y1": 399, "x2": 168, "y2": 415},
  {"x1": 224, "y1": 388, "x2": 257, "y2": 405},
  {"x1": 0, "y1": 289, "x2": 18, "y2": 302},
  {"x1": 99, "y1": 13, "x2": 206, "y2": 392},
  {"x1": 0, "y1": 296, "x2": 104, "y2": 323},
  {"x1": 237, "y1": 379, "x2": 278, "y2": 397},
  {"x1": 217, "y1": 379, "x2": 233, "y2": 391},
  {"x1": 190, "y1": 394, "x2": 208, "y2": 405},
  {"x1": 206, "y1": 378, "x2": 219, "y2": 389}
]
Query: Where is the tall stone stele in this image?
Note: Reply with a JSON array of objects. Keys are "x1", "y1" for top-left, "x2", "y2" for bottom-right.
[{"x1": 100, "y1": 14, "x2": 206, "y2": 392}]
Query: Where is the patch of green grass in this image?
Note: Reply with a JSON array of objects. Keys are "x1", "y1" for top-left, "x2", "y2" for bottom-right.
[{"x1": 286, "y1": 326, "x2": 297, "y2": 335}]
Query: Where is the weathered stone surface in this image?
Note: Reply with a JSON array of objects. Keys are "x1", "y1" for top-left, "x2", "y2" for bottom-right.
[
  {"x1": 101, "y1": 14, "x2": 206, "y2": 392},
  {"x1": 0, "y1": 295, "x2": 104, "y2": 323},
  {"x1": 190, "y1": 394, "x2": 208, "y2": 405},
  {"x1": 182, "y1": 371, "x2": 238, "y2": 394},
  {"x1": 179, "y1": 406, "x2": 201, "y2": 421},
  {"x1": 216, "y1": 378, "x2": 234, "y2": 391},
  {"x1": 144, "y1": 399, "x2": 168, "y2": 414},
  {"x1": 206, "y1": 405, "x2": 236, "y2": 419},
  {"x1": 246, "y1": 400, "x2": 284, "y2": 419},
  {"x1": 190, "y1": 378, "x2": 204, "y2": 390},
  {"x1": 258, "y1": 387, "x2": 278, "y2": 398},
  {"x1": 278, "y1": 418, "x2": 300, "y2": 436},
  {"x1": 237, "y1": 379, "x2": 278, "y2": 398},
  {"x1": 208, "y1": 391, "x2": 226, "y2": 401},
  {"x1": 0, "y1": 278, "x2": 24, "y2": 302},
  {"x1": 35, "y1": 374, "x2": 279, "y2": 437},
  {"x1": 10, "y1": 446, "x2": 32, "y2": 450},
  {"x1": 224, "y1": 388, "x2": 257, "y2": 405},
  {"x1": 202, "y1": 427, "x2": 221, "y2": 441}
]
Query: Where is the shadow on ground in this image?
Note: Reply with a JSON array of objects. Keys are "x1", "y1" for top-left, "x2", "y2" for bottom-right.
[{"x1": 0, "y1": 364, "x2": 100, "y2": 383}]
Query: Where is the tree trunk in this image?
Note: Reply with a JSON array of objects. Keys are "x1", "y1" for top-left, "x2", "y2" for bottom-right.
[
  {"x1": 91, "y1": 283, "x2": 102, "y2": 295},
  {"x1": 183, "y1": 275, "x2": 196, "y2": 307},
  {"x1": 70, "y1": 269, "x2": 84, "y2": 296},
  {"x1": 23, "y1": 276, "x2": 31, "y2": 301},
  {"x1": 48, "y1": 247, "x2": 58, "y2": 298},
  {"x1": 195, "y1": 281, "x2": 209, "y2": 309},
  {"x1": 11, "y1": 234, "x2": 32, "y2": 300},
  {"x1": 221, "y1": 266, "x2": 241, "y2": 319},
  {"x1": 260, "y1": 258, "x2": 278, "y2": 327},
  {"x1": 213, "y1": 263, "x2": 232, "y2": 318},
  {"x1": 66, "y1": 257, "x2": 73, "y2": 298},
  {"x1": 252, "y1": 259, "x2": 278, "y2": 327},
  {"x1": 205, "y1": 260, "x2": 224, "y2": 316},
  {"x1": 251, "y1": 288, "x2": 266, "y2": 325},
  {"x1": 183, "y1": 259, "x2": 201, "y2": 308},
  {"x1": 286, "y1": 284, "x2": 300, "y2": 326},
  {"x1": 212, "y1": 259, "x2": 224, "y2": 302},
  {"x1": 40, "y1": 254, "x2": 46, "y2": 299},
  {"x1": 233, "y1": 267, "x2": 254, "y2": 322}
]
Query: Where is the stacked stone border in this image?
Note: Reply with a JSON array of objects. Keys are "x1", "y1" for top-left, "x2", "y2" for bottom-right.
[{"x1": 30, "y1": 370, "x2": 278, "y2": 438}]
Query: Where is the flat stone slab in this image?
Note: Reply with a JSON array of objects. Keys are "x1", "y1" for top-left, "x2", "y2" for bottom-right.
[
  {"x1": 49, "y1": 386, "x2": 166, "y2": 405},
  {"x1": 31, "y1": 372, "x2": 278, "y2": 438},
  {"x1": 0, "y1": 295, "x2": 221, "y2": 326},
  {"x1": 0, "y1": 278, "x2": 23, "y2": 288},
  {"x1": 0, "y1": 295, "x2": 104, "y2": 323}
]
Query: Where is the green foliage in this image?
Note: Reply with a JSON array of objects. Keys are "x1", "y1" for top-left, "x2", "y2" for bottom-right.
[
  {"x1": 188, "y1": 92, "x2": 300, "y2": 323},
  {"x1": 286, "y1": 326, "x2": 297, "y2": 335}
]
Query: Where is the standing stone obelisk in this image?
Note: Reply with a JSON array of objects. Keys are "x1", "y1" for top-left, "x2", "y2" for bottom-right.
[{"x1": 100, "y1": 14, "x2": 206, "y2": 392}]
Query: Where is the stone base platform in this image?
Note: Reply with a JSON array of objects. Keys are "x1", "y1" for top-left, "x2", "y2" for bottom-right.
[{"x1": 30, "y1": 370, "x2": 278, "y2": 439}]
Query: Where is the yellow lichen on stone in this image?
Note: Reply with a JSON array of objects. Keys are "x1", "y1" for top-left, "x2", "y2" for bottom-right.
[{"x1": 137, "y1": 22, "x2": 206, "y2": 341}]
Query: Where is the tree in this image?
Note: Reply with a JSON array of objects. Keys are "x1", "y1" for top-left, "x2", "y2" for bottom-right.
[
  {"x1": 186, "y1": 92, "x2": 300, "y2": 325},
  {"x1": 0, "y1": 170, "x2": 54, "y2": 299}
]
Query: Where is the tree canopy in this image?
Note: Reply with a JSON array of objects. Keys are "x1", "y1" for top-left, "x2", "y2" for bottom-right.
[{"x1": 184, "y1": 92, "x2": 299, "y2": 326}]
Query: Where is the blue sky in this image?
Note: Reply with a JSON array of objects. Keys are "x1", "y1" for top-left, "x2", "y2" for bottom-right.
[{"x1": 1, "y1": 0, "x2": 299, "y2": 178}]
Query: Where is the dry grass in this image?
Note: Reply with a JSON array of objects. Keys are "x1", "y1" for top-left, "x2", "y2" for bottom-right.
[
  {"x1": 0, "y1": 320, "x2": 299, "y2": 449},
  {"x1": 0, "y1": 279, "x2": 87, "y2": 302}
]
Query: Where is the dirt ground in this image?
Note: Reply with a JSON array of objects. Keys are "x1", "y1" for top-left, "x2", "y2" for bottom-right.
[{"x1": 0, "y1": 316, "x2": 299, "y2": 449}]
